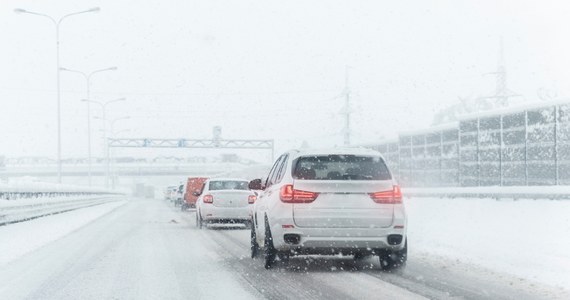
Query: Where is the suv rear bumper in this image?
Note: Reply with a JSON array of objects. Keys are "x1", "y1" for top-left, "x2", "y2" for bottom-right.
[{"x1": 269, "y1": 223, "x2": 407, "y2": 252}]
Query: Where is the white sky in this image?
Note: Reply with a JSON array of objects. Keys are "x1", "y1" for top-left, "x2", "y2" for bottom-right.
[{"x1": 1, "y1": 0, "x2": 569, "y2": 161}]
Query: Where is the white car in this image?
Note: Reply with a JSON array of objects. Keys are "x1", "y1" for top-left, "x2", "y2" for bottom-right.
[
  {"x1": 174, "y1": 183, "x2": 185, "y2": 207},
  {"x1": 249, "y1": 148, "x2": 407, "y2": 270},
  {"x1": 165, "y1": 185, "x2": 178, "y2": 201},
  {"x1": 195, "y1": 178, "x2": 257, "y2": 229}
]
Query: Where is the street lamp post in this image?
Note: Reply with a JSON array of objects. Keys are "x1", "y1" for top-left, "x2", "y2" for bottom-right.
[
  {"x1": 60, "y1": 67, "x2": 117, "y2": 186},
  {"x1": 15, "y1": 7, "x2": 100, "y2": 183},
  {"x1": 84, "y1": 98, "x2": 126, "y2": 188}
]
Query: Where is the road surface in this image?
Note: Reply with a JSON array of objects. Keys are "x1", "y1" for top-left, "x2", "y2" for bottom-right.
[{"x1": 0, "y1": 198, "x2": 564, "y2": 299}]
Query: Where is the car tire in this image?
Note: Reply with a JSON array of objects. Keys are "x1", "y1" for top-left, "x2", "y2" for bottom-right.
[
  {"x1": 264, "y1": 217, "x2": 276, "y2": 269},
  {"x1": 378, "y1": 238, "x2": 407, "y2": 271},
  {"x1": 353, "y1": 252, "x2": 367, "y2": 260},
  {"x1": 277, "y1": 252, "x2": 290, "y2": 265},
  {"x1": 251, "y1": 221, "x2": 260, "y2": 259},
  {"x1": 244, "y1": 220, "x2": 253, "y2": 230}
]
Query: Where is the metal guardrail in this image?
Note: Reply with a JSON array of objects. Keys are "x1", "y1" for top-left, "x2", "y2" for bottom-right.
[
  {"x1": 0, "y1": 191, "x2": 120, "y2": 200},
  {"x1": 0, "y1": 196, "x2": 123, "y2": 226},
  {"x1": 0, "y1": 182, "x2": 124, "y2": 200}
]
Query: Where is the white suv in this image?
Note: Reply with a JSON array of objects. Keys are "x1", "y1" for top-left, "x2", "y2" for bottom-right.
[{"x1": 249, "y1": 148, "x2": 407, "y2": 270}]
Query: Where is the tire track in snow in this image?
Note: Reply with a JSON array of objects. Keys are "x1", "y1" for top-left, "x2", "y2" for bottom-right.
[
  {"x1": 176, "y1": 209, "x2": 563, "y2": 300},
  {"x1": 177, "y1": 211, "x2": 425, "y2": 300}
]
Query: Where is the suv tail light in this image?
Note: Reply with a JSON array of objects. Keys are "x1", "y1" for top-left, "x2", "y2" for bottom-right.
[
  {"x1": 280, "y1": 184, "x2": 319, "y2": 203},
  {"x1": 203, "y1": 194, "x2": 213, "y2": 204},
  {"x1": 248, "y1": 195, "x2": 257, "y2": 204},
  {"x1": 369, "y1": 185, "x2": 402, "y2": 204}
]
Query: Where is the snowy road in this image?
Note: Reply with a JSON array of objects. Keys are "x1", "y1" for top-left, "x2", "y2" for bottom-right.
[{"x1": 0, "y1": 198, "x2": 567, "y2": 299}]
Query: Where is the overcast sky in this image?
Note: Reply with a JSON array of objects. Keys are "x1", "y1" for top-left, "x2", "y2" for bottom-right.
[{"x1": 1, "y1": 0, "x2": 569, "y2": 161}]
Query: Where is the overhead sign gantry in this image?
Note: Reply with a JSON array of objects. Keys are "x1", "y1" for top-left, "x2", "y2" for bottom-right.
[{"x1": 107, "y1": 127, "x2": 275, "y2": 160}]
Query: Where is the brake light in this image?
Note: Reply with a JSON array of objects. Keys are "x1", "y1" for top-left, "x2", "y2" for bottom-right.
[
  {"x1": 369, "y1": 185, "x2": 402, "y2": 204},
  {"x1": 203, "y1": 194, "x2": 213, "y2": 204},
  {"x1": 248, "y1": 195, "x2": 257, "y2": 204},
  {"x1": 280, "y1": 184, "x2": 319, "y2": 203}
]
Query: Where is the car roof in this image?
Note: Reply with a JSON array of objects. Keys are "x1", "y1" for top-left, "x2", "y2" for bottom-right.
[{"x1": 287, "y1": 147, "x2": 382, "y2": 158}]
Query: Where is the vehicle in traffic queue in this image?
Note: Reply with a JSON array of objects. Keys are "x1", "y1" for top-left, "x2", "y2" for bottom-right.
[
  {"x1": 165, "y1": 185, "x2": 178, "y2": 202},
  {"x1": 174, "y1": 183, "x2": 185, "y2": 207},
  {"x1": 248, "y1": 148, "x2": 407, "y2": 270},
  {"x1": 195, "y1": 178, "x2": 257, "y2": 229},
  {"x1": 181, "y1": 177, "x2": 208, "y2": 210}
]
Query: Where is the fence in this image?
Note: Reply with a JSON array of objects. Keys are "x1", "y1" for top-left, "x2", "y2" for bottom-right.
[{"x1": 368, "y1": 100, "x2": 570, "y2": 187}]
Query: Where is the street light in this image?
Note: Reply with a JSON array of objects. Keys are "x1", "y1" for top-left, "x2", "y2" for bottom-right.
[
  {"x1": 93, "y1": 115, "x2": 130, "y2": 135},
  {"x1": 15, "y1": 7, "x2": 100, "y2": 183},
  {"x1": 84, "y1": 98, "x2": 126, "y2": 188},
  {"x1": 60, "y1": 66, "x2": 117, "y2": 186},
  {"x1": 109, "y1": 116, "x2": 131, "y2": 136}
]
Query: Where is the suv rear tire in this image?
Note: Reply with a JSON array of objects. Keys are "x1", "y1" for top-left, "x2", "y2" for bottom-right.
[
  {"x1": 251, "y1": 221, "x2": 260, "y2": 258},
  {"x1": 353, "y1": 252, "x2": 367, "y2": 260},
  {"x1": 244, "y1": 220, "x2": 253, "y2": 229},
  {"x1": 379, "y1": 238, "x2": 407, "y2": 271},
  {"x1": 264, "y1": 217, "x2": 276, "y2": 269}
]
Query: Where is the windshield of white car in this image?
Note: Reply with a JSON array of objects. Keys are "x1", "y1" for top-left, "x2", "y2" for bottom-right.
[{"x1": 293, "y1": 155, "x2": 391, "y2": 180}]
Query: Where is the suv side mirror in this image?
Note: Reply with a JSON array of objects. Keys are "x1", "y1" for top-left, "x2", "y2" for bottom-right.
[
  {"x1": 192, "y1": 191, "x2": 201, "y2": 197},
  {"x1": 248, "y1": 178, "x2": 264, "y2": 190}
]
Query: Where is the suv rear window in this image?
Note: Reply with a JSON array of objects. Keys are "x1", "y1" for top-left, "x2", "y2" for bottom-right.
[
  {"x1": 209, "y1": 180, "x2": 249, "y2": 191},
  {"x1": 293, "y1": 155, "x2": 391, "y2": 180}
]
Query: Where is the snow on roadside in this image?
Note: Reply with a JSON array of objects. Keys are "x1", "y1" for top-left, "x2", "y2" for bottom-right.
[
  {"x1": 0, "y1": 200, "x2": 127, "y2": 266},
  {"x1": 406, "y1": 196, "x2": 570, "y2": 290}
]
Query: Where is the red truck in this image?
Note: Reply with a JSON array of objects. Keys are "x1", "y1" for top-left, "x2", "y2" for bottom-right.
[{"x1": 182, "y1": 177, "x2": 208, "y2": 210}]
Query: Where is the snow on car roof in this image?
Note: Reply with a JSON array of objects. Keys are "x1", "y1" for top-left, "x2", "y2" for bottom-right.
[{"x1": 291, "y1": 147, "x2": 382, "y2": 157}]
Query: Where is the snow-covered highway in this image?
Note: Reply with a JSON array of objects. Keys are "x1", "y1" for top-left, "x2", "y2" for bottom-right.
[{"x1": 1, "y1": 197, "x2": 568, "y2": 299}]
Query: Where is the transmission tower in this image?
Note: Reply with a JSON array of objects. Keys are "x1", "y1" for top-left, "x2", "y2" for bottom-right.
[{"x1": 485, "y1": 37, "x2": 520, "y2": 106}]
